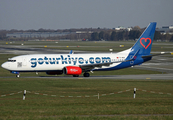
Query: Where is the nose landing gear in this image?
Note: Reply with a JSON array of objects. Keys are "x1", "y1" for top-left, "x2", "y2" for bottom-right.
[
  {"x1": 16, "y1": 74, "x2": 20, "y2": 78},
  {"x1": 11, "y1": 71, "x2": 20, "y2": 78}
]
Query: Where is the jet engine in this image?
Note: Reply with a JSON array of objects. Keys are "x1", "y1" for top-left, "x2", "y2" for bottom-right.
[{"x1": 63, "y1": 66, "x2": 82, "y2": 75}]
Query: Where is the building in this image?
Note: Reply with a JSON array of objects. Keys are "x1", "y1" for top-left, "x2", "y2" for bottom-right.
[
  {"x1": 157, "y1": 25, "x2": 173, "y2": 35},
  {"x1": 6, "y1": 32, "x2": 74, "y2": 38}
]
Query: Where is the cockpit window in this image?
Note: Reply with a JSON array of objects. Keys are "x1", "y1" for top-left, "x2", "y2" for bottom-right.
[{"x1": 8, "y1": 60, "x2": 16, "y2": 62}]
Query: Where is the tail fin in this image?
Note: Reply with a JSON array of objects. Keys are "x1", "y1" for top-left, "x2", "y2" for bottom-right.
[{"x1": 131, "y1": 22, "x2": 157, "y2": 55}]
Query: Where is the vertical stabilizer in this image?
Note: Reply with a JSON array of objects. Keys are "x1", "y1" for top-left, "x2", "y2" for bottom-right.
[{"x1": 131, "y1": 22, "x2": 157, "y2": 55}]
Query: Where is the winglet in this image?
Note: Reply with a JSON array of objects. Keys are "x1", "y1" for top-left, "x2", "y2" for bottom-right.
[
  {"x1": 126, "y1": 49, "x2": 140, "y2": 61},
  {"x1": 69, "y1": 50, "x2": 73, "y2": 54},
  {"x1": 131, "y1": 49, "x2": 140, "y2": 60}
]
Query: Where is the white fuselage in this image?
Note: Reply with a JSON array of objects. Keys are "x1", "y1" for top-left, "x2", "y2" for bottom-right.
[{"x1": 2, "y1": 48, "x2": 131, "y2": 72}]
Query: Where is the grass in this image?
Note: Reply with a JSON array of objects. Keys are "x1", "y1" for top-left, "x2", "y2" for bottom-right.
[{"x1": 0, "y1": 78, "x2": 173, "y2": 120}]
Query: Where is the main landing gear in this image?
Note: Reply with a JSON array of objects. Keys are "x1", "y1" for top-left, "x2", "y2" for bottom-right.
[
  {"x1": 72, "y1": 73, "x2": 90, "y2": 77},
  {"x1": 83, "y1": 72, "x2": 90, "y2": 77},
  {"x1": 73, "y1": 75, "x2": 79, "y2": 77}
]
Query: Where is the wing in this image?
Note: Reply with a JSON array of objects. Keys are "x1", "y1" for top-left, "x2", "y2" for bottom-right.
[
  {"x1": 79, "y1": 50, "x2": 140, "y2": 72},
  {"x1": 79, "y1": 61, "x2": 122, "y2": 72}
]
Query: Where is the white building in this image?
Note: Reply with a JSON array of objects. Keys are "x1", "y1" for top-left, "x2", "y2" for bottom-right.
[{"x1": 157, "y1": 25, "x2": 173, "y2": 35}]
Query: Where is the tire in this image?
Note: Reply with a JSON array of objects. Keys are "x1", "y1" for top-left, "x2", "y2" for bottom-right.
[
  {"x1": 73, "y1": 75, "x2": 79, "y2": 77},
  {"x1": 83, "y1": 73, "x2": 90, "y2": 77},
  {"x1": 16, "y1": 74, "x2": 20, "y2": 78}
]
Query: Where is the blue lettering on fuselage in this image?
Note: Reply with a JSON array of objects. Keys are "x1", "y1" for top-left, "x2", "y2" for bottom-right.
[
  {"x1": 30, "y1": 55, "x2": 111, "y2": 68},
  {"x1": 31, "y1": 58, "x2": 37, "y2": 68}
]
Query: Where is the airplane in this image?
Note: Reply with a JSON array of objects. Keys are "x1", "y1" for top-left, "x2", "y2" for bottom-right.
[{"x1": 1, "y1": 22, "x2": 169, "y2": 78}]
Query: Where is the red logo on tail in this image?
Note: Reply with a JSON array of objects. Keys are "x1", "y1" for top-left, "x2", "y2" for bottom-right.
[{"x1": 140, "y1": 38, "x2": 151, "y2": 49}]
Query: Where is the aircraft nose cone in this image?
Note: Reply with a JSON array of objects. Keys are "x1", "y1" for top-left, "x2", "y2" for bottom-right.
[{"x1": 1, "y1": 62, "x2": 8, "y2": 70}]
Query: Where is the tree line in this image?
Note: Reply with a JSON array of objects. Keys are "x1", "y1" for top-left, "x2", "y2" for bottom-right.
[
  {"x1": 90, "y1": 30, "x2": 173, "y2": 41},
  {"x1": 91, "y1": 30, "x2": 141, "y2": 41},
  {"x1": 0, "y1": 28, "x2": 173, "y2": 41}
]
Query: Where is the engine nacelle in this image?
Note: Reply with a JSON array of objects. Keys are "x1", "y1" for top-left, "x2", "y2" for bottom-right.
[
  {"x1": 46, "y1": 70, "x2": 63, "y2": 75},
  {"x1": 63, "y1": 66, "x2": 82, "y2": 75}
]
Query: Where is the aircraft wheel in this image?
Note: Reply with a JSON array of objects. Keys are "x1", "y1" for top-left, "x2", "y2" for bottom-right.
[
  {"x1": 16, "y1": 74, "x2": 20, "y2": 78},
  {"x1": 83, "y1": 73, "x2": 90, "y2": 77},
  {"x1": 73, "y1": 75, "x2": 79, "y2": 77}
]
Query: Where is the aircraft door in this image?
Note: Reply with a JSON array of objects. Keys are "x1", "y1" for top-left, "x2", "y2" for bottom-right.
[
  {"x1": 130, "y1": 55, "x2": 134, "y2": 65},
  {"x1": 22, "y1": 57, "x2": 27, "y2": 66},
  {"x1": 8, "y1": 62, "x2": 10, "y2": 68}
]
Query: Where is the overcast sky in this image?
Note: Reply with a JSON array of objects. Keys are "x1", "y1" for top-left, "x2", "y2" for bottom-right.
[{"x1": 0, "y1": 0, "x2": 173, "y2": 30}]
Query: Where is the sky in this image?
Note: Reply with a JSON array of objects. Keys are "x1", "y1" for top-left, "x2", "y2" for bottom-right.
[{"x1": 0, "y1": 0, "x2": 173, "y2": 30}]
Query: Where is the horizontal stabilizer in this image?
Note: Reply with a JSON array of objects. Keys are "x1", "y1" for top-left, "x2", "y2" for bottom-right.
[{"x1": 142, "y1": 52, "x2": 173, "y2": 58}]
